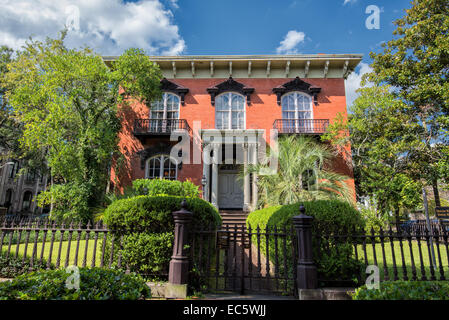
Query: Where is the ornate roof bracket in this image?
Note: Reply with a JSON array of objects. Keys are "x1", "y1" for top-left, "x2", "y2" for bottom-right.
[
  {"x1": 160, "y1": 78, "x2": 189, "y2": 105},
  {"x1": 272, "y1": 77, "x2": 321, "y2": 106},
  {"x1": 206, "y1": 77, "x2": 255, "y2": 106}
]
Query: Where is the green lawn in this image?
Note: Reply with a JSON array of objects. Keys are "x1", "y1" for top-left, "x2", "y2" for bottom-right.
[
  {"x1": 2, "y1": 239, "x2": 106, "y2": 268},
  {"x1": 357, "y1": 240, "x2": 449, "y2": 280}
]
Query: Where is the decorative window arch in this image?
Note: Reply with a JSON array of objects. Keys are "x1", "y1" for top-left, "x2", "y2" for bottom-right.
[
  {"x1": 215, "y1": 92, "x2": 246, "y2": 130},
  {"x1": 145, "y1": 154, "x2": 178, "y2": 180},
  {"x1": 281, "y1": 92, "x2": 313, "y2": 120}
]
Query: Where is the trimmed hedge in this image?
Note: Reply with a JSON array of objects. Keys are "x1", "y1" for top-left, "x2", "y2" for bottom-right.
[
  {"x1": 0, "y1": 268, "x2": 150, "y2": 300},
  {"x1": 132, "y1": 179, "x2": 200, "y2": 198},
  {"x1": 352, "y1": 281, "x2": 449, "y2": 300},
  {"x1": 246, "y1": 200, "x2": 365, "y2": 286},
  {"x1": 103, "y1": 195, "x2": 221, "y2": 233},
  {"x1": 102, "y1": 196, "x2": 221, "y2": 278}
]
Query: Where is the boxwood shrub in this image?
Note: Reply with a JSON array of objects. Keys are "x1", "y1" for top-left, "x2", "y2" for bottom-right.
[
  {"x1": 132, "y1": 179, "x2": 200, "y2": 198},
  {"x1": 246, "y1": 200, "x2": 365, "y2": 287},
  {"x1": 0, "y1": 267, "x2": 150, "y2": 300},
  {"x1": 352, "y1": 281, "x2": 449, "y2": 300},
  {"x1": 102, "y1": 195, "x2": 221, "y2": 279}
]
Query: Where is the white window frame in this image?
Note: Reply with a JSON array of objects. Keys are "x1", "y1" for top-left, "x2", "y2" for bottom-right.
[
  {"x1": 150, "y1": 92, "x2": 181, "y2": 132},
  {"x1": 215, "y1": 92, "x2": 246, "y2": 130},
  {"x1": 145, "y1": 154, "x2": 178, "y2": 180},
  {"x1": 281, "y1": 92, "x2": 314, "y2": 131}
]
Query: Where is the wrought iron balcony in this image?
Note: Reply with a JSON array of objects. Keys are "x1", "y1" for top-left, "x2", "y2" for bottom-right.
[
  {"x1": 133, "y1": 119, "x2": 191, "y2": 137},
  {"x1": 273, "y1": 119, "x2": 329, "y2": 135}
]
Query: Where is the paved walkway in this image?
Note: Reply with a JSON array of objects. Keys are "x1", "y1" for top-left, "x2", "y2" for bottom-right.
[{"x1": 201, "y1": 293, "x2": 296, "y2": 300}]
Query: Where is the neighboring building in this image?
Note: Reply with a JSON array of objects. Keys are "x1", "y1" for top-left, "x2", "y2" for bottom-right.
[
  {"x1": 0, "y1": 159, "x2": 48, "y2": 216},
  {"x1": 106, "y1": 54, "x2": 362, "y2": 212}
]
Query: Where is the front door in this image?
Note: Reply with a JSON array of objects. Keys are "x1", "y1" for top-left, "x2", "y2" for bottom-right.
[{"x1": 218, "y1": 167, "x2": 244, "y2": 209}]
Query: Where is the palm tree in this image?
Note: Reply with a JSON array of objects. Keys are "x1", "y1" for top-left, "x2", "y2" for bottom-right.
[{"x1": 245, "y1": 135, "x2": 353, "y2": 207}]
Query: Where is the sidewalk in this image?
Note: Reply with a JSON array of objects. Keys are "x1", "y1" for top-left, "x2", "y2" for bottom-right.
[{"x1": 201, "y1": 293, "x2": 296, "y2": 300}]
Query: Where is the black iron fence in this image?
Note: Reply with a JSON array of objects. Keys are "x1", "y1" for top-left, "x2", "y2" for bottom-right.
[
  {"x1": 316, "y1": 226, "x2": 449, "y2": 285},
  {"x1": 189, "y1": 224, "x2": 298, "y2": 296},
  {"x1": 0, "y1": 217, "x2": 126, "y2": 271}
]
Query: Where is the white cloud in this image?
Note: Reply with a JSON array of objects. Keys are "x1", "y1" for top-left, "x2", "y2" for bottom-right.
[
  {"x1": 0, "y1": 0, "x2": 186, "y2": 56},
  {"x1": 276, "y1": 30, "x2": 306, "y2": 54},
  {"x1": 345, "y1": 62, "x2": 373, "y2": 107},
  {"x1": 343, "y1": 0, "x2": 357, "y2": 5}
]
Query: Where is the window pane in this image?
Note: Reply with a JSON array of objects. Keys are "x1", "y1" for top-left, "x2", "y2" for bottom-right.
[{"x1": 231, "y1": 94, "x2": 244, "y2": 111}]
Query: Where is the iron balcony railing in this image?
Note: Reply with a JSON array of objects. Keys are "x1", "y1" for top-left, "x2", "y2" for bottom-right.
[
  {"x1": 273, "y1": 119, "x2": 330, "y2": 134},
  {"x1": 133, "y1": 119, "x2": 191, "y2": 136}
]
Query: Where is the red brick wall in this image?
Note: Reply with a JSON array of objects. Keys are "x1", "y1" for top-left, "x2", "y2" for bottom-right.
[{"x1": 111, "y1": 77, "x2": 354, "y2": 197}]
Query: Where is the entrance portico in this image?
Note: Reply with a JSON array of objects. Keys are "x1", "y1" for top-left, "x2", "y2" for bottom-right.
[{"x1": 201, "y1": 129, "x2": 263, "y2": 212}]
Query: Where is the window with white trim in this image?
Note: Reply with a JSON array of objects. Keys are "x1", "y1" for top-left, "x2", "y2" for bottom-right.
[
  {"x1": 215, "y1": 93, "x2": 245, "y2": 130},
  {"x1": 145, "y1": 155, "x2": 178, "y2": 180},
  {"x1": 150, "y1": 93, "x2": 180, "y2": 120},
  {"x1": 281, "y1": 92, "x2": 313, "y2": 131},
  {"x1": 281, "y1": 92, "x2": 313, "y2": 120}
]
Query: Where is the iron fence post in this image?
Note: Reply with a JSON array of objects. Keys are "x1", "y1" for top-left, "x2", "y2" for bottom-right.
[
  {"x1": 292, "y1": 204, "x2": 317, "y2": 289},
  {"x1": 169, "y1": 199, "x2": 193, "y2": 285}
]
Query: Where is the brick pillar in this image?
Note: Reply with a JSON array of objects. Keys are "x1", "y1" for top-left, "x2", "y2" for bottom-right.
[
  {"x1": 292, "y1": 204, "x2": 318, "y2": 289},
  {"x1": 168, "y1": 199, "x2": 193, "y2": 285}
]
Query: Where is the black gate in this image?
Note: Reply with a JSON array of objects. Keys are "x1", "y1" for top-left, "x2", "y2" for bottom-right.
[{"x1": 189, "y1": 224, "x2": 298, "y2": 296}]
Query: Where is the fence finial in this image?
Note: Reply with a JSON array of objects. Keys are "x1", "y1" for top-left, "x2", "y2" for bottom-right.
[{"x1": 299, "y1": 204, "x2": 305, "y2": 215}]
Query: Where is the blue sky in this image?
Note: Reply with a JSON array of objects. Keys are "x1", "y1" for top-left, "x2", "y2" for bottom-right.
[
  {"x1": 0, "y1": 0, "x2": 414, "y2": 105},
  {"x1": 170, "y1": 0, "x2": 410, "y2": 61}
]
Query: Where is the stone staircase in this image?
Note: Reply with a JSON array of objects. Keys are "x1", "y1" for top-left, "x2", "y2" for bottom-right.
[{"x1": 219, "y1": 210, "x2": 248, "y2": 228}]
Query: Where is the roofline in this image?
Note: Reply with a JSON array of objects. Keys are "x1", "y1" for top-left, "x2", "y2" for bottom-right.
[{"x1": 102, "y1": 53, "x2": 363, "y2": 62}]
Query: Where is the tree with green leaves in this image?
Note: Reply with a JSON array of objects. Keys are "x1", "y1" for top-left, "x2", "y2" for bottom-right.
[
  {"x1": 368, "y1": 0, "x2": 449, "y2": 206},
  {"x1": 324, "y1": 0, "x2": 448, "y2": 220},
  {"x1": 1, "y1": 32, "x2": 163, "y2": 221},
  {"x1": 246, "y1": 135, "x2": 353, "y2": 208},
  {"x1": 0, "y1": 46, "x2": 21, "y2": 157},
  {"x1": 323, "y1": 85, "x2": 423, "y2": 220}
]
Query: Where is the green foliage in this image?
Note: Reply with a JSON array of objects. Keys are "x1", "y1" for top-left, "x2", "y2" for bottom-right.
[
  {"x1": 246, "y1": 135, "x2": 354, "y2": 208},
  {"x1": 359, "y1": 207, "x2": 388, "y2": 234},
  {"x1": 0, "y1": 253, "x2": 50, "y2": 278},
  {"x1": 246, "y1": 200, "x2": 365, "y2": 286},
  {"x1": 103, "y1": 196, "x2": 221, "y2": 277},
  {"x1": 37, "y1": 182, "x2": 91, "y2": 222},
  {"x1": 132, "y1": 179, "x2": 200, "y2": 198},
  {"x1": 352, "y1": 281, "x2": 449, "y2": 300},
  {"x1": 121, "y1": 232, "x2": 174, "y2": 275},
  {"x1": 1, "y1": 32, "x2": 163, "y2": 221},
  {"x1": 103, "y1": 196, "x2": 221, "y2": 232},
  {"x1": 0, "y1": 268, "x2": 150, "y2": 300},
  {"x1": 323, "y1": 85, "x2": 423, "y2": 215}
]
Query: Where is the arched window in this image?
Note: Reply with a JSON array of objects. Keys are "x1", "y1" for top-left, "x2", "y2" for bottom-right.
[
  {"x1": 215, "y1": 93, "x2": 245, "y2": 130},
  {"x1": 150, "y1": 92, "x2": 180, "y2": 120},
  {"x1": 281, "y1": 92, "x2": 313, "y2": 132},
  {"x1": 145, "y1": 155, "x2": 178, "y2": 180},
  {"x1": 22, "y1": 191, "x2": 33, "y2": 211}
]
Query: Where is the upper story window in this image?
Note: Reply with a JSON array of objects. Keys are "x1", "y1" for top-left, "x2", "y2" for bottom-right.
[
  {"x1": 215, "y1": 93, "x2": 245, "y2": 130},
  {"x1": 150, "y1": 93, "x2": 180, "y2": 120},
  {"x1": 7, "y1": 161, "x2": 19, "y2": 179},
  {"x1": 145, "y1": 154, "x2": 178, "y2": 180},
  {"x1": 281, "y1": 92, "x2": 313, "y2": 120}
]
